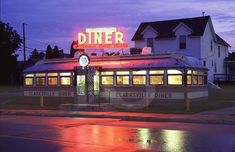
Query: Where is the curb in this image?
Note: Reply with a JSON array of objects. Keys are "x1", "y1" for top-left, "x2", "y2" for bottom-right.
[{"x1": 1, "y1": 111, "x2": 235, "y2": 125}]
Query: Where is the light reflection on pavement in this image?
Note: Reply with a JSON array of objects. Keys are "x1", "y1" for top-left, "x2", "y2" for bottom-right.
[{"x1": 0, "y1": 115, "x2": 235, "y2": 152}]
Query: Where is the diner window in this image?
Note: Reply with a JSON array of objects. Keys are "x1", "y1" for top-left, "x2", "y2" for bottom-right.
[
  {"x1": 192, "y1": 70, "x2": 198, "y2": 85},
  {"x1": 101, "y1": 71, "x2": 114, "y2": 85},
  {"x1": 47, "y1": 73, "x2": 58, "y2": 86},
  {"x1": 198, "y1": 76, "x2": 203, "y2": 85},
  {"x1": 116, "y1": 71, "x2": 130, "y2": 85},
  {"x1": 24, "y1": 73, "x2": 34, "y2": 86},
  {"x1": 94, "y1": 72, "x2": 99, "y2": 95},
  {"x1": 133, "y1": 76, "x2": 146, "y2": 85},
  {"x1": 60, "y1": 77, "x2": 71, "y2": 86},
  {"x1": 116, "y1": 71, "x2": 129, "y2": 85},
  {"x1": 187, "y1": 70, "x2": 192, "y2": 85},
  {"x1": 35, "y1": 73, "x2": 46, "y2": 86},
  {"x1": 102, "y1": 76, "x2": 113, "y2": 85},
  {"x1": 133, "y1": 70, "x2": 146, "y2": 85},
  {"x1": 149, "y1": 70, "x2": 164, "y2": 85},
  {"x1": 60, "y1": 72, "x2": 71, "y2": 86},
  {"x1": 25, "y1": 78, "x2": 34, "y2": 86},
  {"x1": 36, "y1": 77, "x2": 45, "y2": 86},
  {"x1": 198, "y1": 71, "x2": 204, "y2": 85},
  {"x1": 167, "y1": 69, "x2": 182, "y2": 85},
  {"x1": 179, "y1": 35, "x2": 186, "y2": 49}
]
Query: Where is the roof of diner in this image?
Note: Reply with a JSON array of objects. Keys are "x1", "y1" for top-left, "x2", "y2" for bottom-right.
[{"x1": 23, "y1": 54, "x2": 207, "y2": 73}]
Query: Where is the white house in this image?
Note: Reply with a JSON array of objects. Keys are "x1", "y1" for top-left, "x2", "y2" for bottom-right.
[{"x1": 132, "y1": 16, "x2": 231, "y2": 82}]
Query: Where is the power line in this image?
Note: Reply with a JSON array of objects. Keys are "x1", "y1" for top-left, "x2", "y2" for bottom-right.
[{"x1": 27, "y1": 38, "x2": 67, "y2": 50}]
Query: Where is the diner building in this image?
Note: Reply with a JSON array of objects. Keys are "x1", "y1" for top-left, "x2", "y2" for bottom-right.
[{"x1": 23, "y1": 53, "x2": 208, "y2": 104}]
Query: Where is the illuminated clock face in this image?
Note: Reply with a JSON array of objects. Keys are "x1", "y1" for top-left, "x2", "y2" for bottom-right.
[{"x1": 79, "y1": 54, "x2": 90, "y2": 67}]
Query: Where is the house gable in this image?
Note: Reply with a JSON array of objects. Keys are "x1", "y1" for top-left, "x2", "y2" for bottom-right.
[
  {"x1": 141, "y1": 25, "x2": 158, "y2": 39},
  {"x1": 172, "y1": 22, "x2": 193, "y2": 35}
]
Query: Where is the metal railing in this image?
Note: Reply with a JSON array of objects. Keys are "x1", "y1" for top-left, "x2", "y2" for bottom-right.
[{"x1": 214, "y1": 74, "x2": 235, "y2": 81}]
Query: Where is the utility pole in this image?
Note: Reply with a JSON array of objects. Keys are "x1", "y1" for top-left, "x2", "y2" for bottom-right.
[
  {"x1": 0, "y1": 0, "x2": 2, "y2": 21},
  {"x1": 23, "y1": 23, "x2": 26, "y2": 62}
]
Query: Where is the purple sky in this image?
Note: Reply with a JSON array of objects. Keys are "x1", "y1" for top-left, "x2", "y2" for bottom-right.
[{"x1": 2, "y1": 0, "x2": 235, "y2": 60}]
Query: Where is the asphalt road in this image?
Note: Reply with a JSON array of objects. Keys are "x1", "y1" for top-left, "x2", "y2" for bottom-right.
[{"x1": 0, "y1": 115, "x2": 235, "y2": 152}]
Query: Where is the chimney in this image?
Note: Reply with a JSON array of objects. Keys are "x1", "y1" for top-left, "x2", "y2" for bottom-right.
[{"x1": 202, "y1": 12, "x2": 205, "y2": 17}]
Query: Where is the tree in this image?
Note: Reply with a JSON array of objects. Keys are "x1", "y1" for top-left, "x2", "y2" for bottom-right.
[
  {"x1": 0, "y1": 22, "x2": 22, "y2": 85},
  {"x1": 53, "y1": 45, "x2": 62, "y2": 58},
  {"x1": 45, "y1": 45, "x2": 53, "y2": 59},
  {"x1": 29, "y1": 48, "x2": 40, "y2": 60},
  {"x1": 28, "y1": 48, "x2": 45, "y2": 64}
]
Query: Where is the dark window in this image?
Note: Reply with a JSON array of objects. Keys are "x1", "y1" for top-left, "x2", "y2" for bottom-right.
[
  {"x1": 210, "y1": 40, "x2": 213, "y2": 51},
  {"x1": 218, "y1": 46, "x2": 220, "y2": 57},
  {"x1": 147, "y1": 38, "x2": 153, "y2": 48},
  {"x1": 215, "y1": 63, "x2": 217, "y2": 73},
  {"x1": 203, "y1": 60, "x2": 206, "y2": 66},
  {"x1": 179, "y1": 35, "x2": 186, "y2": 49}
]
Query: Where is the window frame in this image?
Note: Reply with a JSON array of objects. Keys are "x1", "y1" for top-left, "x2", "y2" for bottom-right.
[
  {"x1": 149, "y1": 70, "x2": 164, "y2": 85},
  {"x1": 167, "y1": 69, "x2": 183, "y2": 85},
  {"x1": 101, "y1": 71, "x2": 114, "y2": 85},
  {"x1": 132, "y1": 70, "x2": 147, "y2": 85}
]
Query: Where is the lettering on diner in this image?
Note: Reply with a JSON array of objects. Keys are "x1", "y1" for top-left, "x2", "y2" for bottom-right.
[
  {"x1": 24, "y1": 91, "x2": 74, "y2": 97},
  {"x1": 115, "y1": 92, "x2": 172, "y2": 99},
  {"x1": 75, "y1": 27, "x2": 129, "y2": 49}
]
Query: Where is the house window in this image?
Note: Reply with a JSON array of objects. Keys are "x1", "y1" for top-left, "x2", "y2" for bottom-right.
[
  {"x1": 203, "y1": 60, "x2": 206, "y2": 67},
  {"x1": 179, "y1": 35, "x2": 186, "y2": 49},
  {"x1": 133, "y1": 70, "x2": 146, "y2": 85},
  {"x1": 167, "y1": 69, "x2": 182, "y2": 85},
  {"x1": 101, "y1": 71, "x2": 114, "y2": 85},
  {"x1": 149, "y1": 70, "x2": 164, "y2": 85},
  {"x1": 215, "y1": 63, "x2": 217, "y2": 73},
  {"x1": 210, "y1": 40, "x2": 213, "y2": 51},
  {"x1": 116, "y1": 71, "x2": 130, "y2": 85},
  {"x1": 147, "y1": 38, "x2": 153, "y2": 48},
  {"x1": 218, "y1": 46, "x2": 220, "y2": 57}
]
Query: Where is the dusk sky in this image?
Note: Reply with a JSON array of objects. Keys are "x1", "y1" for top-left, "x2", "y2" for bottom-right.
[{"x1": 2, "y1": 0, "x2": 235, "y2": 60}]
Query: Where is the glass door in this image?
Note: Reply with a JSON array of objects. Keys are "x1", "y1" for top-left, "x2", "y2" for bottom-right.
[{"x1": 76, "y1": 75, "x2": 86, "y2": 95}]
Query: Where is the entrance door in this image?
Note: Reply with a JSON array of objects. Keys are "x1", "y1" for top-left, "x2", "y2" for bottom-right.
[{"x1": 76, "y1": 75, "x2": 86, "y2": 95}]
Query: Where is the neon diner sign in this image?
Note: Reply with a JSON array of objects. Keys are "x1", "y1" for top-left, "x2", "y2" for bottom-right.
[{"x1": 74, "y1": 27, "x2": 128, "y2": 49}]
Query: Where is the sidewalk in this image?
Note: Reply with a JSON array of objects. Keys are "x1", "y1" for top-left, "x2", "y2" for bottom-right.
[{"x1": 1, "y1": 109, "x2": 235, "y2": 125}]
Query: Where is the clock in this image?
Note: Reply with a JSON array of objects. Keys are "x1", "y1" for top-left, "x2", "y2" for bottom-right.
[{"x1": 79, "y1": 54, "x2": 90, "y2": 67}]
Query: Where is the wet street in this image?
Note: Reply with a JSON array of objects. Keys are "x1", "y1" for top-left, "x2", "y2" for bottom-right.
[{"x1": 0, "y1": 115, "x2": 235, "y2": 152}]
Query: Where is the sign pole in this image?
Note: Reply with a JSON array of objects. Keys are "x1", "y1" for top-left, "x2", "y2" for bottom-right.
[{"x1": 40, "y1": 95, "x2": 44, "y2": 107}]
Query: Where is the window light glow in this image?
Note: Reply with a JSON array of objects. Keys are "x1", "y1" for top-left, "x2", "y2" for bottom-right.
[{"x1": 133, "y1": 70, "x2": 147, "y2": 75}]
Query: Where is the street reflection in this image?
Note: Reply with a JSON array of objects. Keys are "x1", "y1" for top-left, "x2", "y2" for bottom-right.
[
  {"x1": 56, "y1": 123, "x2": 190, "y2": 152},
  {"x1": 162, "y1": 130, "x2": 185, "y2": 152},
  {"x1": 137, "y1": 128, "x2": 151, "y2": 149}
]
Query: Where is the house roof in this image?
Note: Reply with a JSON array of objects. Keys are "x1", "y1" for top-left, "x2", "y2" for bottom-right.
[
  {"x1": 215, "y1": 34, "x2": 231, "y2": 47},
  {"x1": 132, "y1": 16, "x2": 210, "y2": 41}
]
